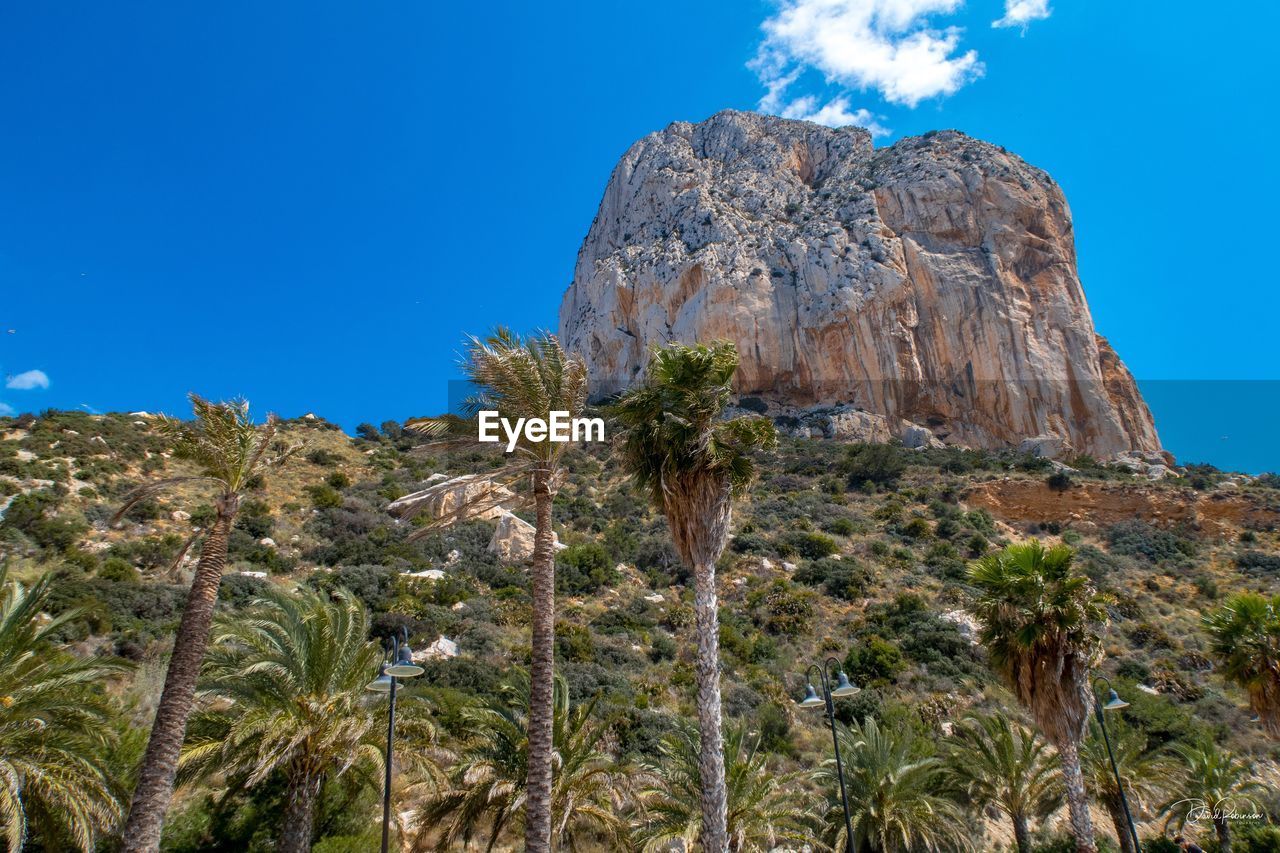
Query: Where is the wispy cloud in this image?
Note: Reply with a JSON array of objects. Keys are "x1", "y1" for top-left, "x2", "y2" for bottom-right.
[
  {"x1": 778, "y1": 95, "x2": 891, "y2": 136},
  {"x1": 753, "y1": 0, "x2": 985, "y2": 130},
  {"x1": 5, "y1": 370, "x2": 50, "y2": 391},
  {"x1": 0, "y1": 403, "x2": 13, "y2": 417},
  {"x1": 992, "y1": 0, "x2": 1050, "y2": 30}
]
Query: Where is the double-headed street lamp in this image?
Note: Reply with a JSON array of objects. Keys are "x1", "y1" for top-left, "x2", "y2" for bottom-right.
[
  {"x1": 797, "y1": 658, "x2": 861, "y2": 853},
  {"x1": 366, "y1": 628, "x2": 425, "y2": 853},
  {"x1": 1092, "y1": 675, "x2": 1140, "y2": 853}
]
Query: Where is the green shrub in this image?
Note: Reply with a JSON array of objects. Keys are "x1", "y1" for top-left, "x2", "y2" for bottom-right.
[
  {"x1": 1046, "y1": 471, "x2": 1073, "y2": 492},
  {"x1": 1105, "y1": 521, "x2": 1197, "y2": 563},
  {"x1": 122, "y1": 497, "x2": 163, "y2": 522},
  {"x1": 841, "y1": 443, "x2": 907, "y2": 488},
  {"x1": 98, "y1": 556, "x2": 140, "y2": 582},
  {"x1": 1126, "y1": 622, "x2": 1175, "y2": 650},
  {"x1": 1115, "y1": 659, "x2": 1150, "y2": 682},
  {"x1": 305, "y1": 484, "x2": 343, "y2": 509},
  {"x1": 899, "y1": 517, "x2": 932, "y2": 539},
  {"x1": 756, "y1": 701, "x2": 795, "y2": 756},
  {"x1": 922, "y1": 541, "x2": 966, "y2": 580},
  {"x1": 307, "y1": 564, "x2": 399, "y2": 611},
  {"x1": 1181, "y1": 462, "x2": 1223, "y2": 491},
  {"x1": 555, "y1": 621, "x2": 595, "y2": 663},
  {"x1": 776, "y1": 530, "x2": 839, "y2": 559},
  {"x1": 558, "y1": 542, "x2": 618, "y2": 594},
  {"x1": 843, "y1": 635, "x2": 905, "y2": 686},
  {"x1": 749, "y1": 580, "x2": 813, "y2": 636},
  {"x1": 235, "y1": 500, "x2": 274, "y2": 539},
  {"x1": 965, "y1": 508, "x2": 995, "y2": 535},
  {"x1": 306, "y1": 448, "x2": 340, "y2": 466},
  {"x1": 189, "y1": 504, "x2": 216, "y2": 528},
  {"x1": 108, "y1": 534, "x2": 184, "y2": 571},
  {"x1": 793, "y1": 557, "x2": 871, "y2": 601},
  {"x1": 1236, "y1": 550, "x2": 1280, "y2": 576},
  {"x1": 824, "y1": 517, "x2": 857, "y2": 536},
  {"x1": 730, "y1": 531, "x2": 770, "y2": 554}
]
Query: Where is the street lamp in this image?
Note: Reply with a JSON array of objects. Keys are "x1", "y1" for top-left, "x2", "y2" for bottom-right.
[
  {"x1": 366, "y1": 628, "x2": 424, "y2": 853},
  {"x1": 797, "y1": 658, "x2": 860, "y2": 853},
  {"x1": 1092, "y1": 675, "x2": 1140, "y2": 853}
]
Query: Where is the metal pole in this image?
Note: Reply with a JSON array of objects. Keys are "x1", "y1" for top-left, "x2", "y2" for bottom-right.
[
  {"x1": 381, "y1": 637, "x2": 398, "y2": 853},
  {"x1": 813, "y1": 661, "x2": 855, "y2": 853},
  {"x1": 1094, "y1": 676, "x2": 1140, "y2": 853}
]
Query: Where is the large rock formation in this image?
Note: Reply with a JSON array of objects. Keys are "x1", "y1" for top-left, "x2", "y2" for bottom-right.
[{"x1": 559, "y1": 110, "x2": 1161, "y2": 457}]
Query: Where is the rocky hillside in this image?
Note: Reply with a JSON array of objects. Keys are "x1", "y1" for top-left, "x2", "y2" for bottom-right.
[
  {"x1": 560, "y1": 111, "x2": 1160, "y2": 459},
  {"x1": 2, "y1": 408, "x2": 1278, "y2": 848}
]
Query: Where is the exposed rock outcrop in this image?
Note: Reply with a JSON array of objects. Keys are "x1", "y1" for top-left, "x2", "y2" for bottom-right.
[
  {"x1": 387, "y1": 475, "x2": 516, "y2": 525},
  {"x1": 488, "y1": 510, "x2": 564, "y2": 563},
  {"x1": 964, "y1": 479, "x2": 1280, "y2": 538},
  {"x1": 559, "y1": 110, "x2": 1161, "y2": 458}
]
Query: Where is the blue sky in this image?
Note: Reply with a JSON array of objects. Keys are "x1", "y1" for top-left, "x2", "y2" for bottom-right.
[{"x1": 1, "y1": 1, "x2": 1277, "y2": 470}]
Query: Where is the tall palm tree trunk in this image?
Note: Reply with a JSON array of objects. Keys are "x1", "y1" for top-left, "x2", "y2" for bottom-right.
[
  {"x1": 279, "y1": 765, "x2": 321, "y2": 853},
  {"x1": 1106, "y1": 805, "x2": 1136, "y2": 853},
  {"x1": 524, "y1": 468, "x2": 556, "y2": 853},
  {"x1": 692, "y1": 557, "x2": 729, "y2": 853},
  {"x1": 1012, "y1": 812, "x2": 1032, "y2": 853},
  {"x1": 1215, "y1": 818, "x2": 1232, "y2": 853},
  {"x1": 121, "y1": 493, "x2": 238, "y2": 853},
  {"x1": 1055, "y1": 739, "x2": 1097, "y2": 853}
]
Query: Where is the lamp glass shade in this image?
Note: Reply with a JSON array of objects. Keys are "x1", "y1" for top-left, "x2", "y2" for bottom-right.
[
  {"x1": 386, "y1": 648, "x2": 425, "y2": 678},
  {"x1": 830, "y1": 671, "x2": 860, "y2": 697},
  {"x1": 798, "y1": 684, "x2": 824, "y2": 708},
  {"x1": 1102, "y1": 689, "x2": 1129, "y2": 711},
  {"x1": 365, "y1": 672, "x2": 393, "y2": 693}
]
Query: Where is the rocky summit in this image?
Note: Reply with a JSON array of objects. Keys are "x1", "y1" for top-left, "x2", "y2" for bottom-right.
[{"x1": 559, "y1": 110, "x2": 1162, "y2": 459}]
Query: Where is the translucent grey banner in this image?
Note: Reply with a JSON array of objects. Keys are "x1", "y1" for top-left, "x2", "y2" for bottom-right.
[{"x1": 439, "y1": 379, "x2": 1279, "y2": 474}]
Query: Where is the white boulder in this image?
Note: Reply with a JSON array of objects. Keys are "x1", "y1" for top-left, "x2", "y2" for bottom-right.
[
  {"x1": 388, "y1": 474, "x2": 516, "y2": 525},
  {"x1": 487, "y1": 510, "x2": 563, "y2": 563},
  {"x1": 401, "y1": 569, "x2": 446, "y2": 580}
]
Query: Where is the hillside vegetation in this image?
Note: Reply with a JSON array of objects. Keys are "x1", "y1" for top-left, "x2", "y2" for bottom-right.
[{"x1": 1, "y1": 408, "x2": 1278, "y2": 851}]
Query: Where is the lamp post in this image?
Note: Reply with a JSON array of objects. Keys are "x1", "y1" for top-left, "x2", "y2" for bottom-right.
[
  {"x1": 1092, "y1": 675, "x2": 1140, "y2": 853},
  {"x1": 797, "y1": 657, "x2": 860, "y2": 853},
  {"x1": 366, "y1": 628, "x2": 425, "y2": 853}
]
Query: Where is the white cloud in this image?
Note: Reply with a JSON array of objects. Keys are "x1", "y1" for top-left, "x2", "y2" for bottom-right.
[
  {"x1": 992, "y1": 0, "x2": 1050, "y2": 29},
  {"x1": 6, "y1": 370, "x2": 49, "y2": 391},
  {"x1": 753, "y1": 0, "x2": 984, "y2": 112},
  {"x1": 779, "y1": 95, "x2": 892, "y2": 136},
  {"x1": 0, "y1": 403, "x2": 13, "y2": 417}
]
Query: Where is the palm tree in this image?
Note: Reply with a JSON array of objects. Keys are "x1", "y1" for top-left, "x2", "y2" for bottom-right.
[
  {"x1": 611, "y1": 341, "x2": 776, "y2": 853},
  {"x1": 1202, "y1": 592, "x2": 1280, "y2": 738},
  {"x1": 826, "y1": 716, "x2": 970, "y2": 853},
  {"x1": 1080, "y1": 719, "x2": 1177, "y2": 853},
  {"x1": 412, "y1": 673, "x2": 628, "y2": 852},
  {"x1": 945, "y1": 711, "x2": 1062, "y2": 853},
  {"x1": 402, "y1": 328, "x2": 588, "y2": 853},
  {"x1": 633, "y1": 722, "x2": 818, "y2": 852},
  {"x1": 0, "y1": 565, "x2": 128, "y2": 851},
  {"x1": 1161, "y1": 742, "x2": 1265, "y2": 853},
  {"x1": 118, "y1": 394, "x2": 301, "y2": 852},
  {"x1": 969, "y1": 541, "x2": 1108, "y2": 853},
  {"x1": 177, "y1": 586, "x2": 397, "y2": 853}
]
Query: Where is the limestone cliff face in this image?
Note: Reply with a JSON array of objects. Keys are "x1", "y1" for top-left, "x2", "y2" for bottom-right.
[{"x1": 558, "y1": 110, "x2": 1161, "y2": 457}]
